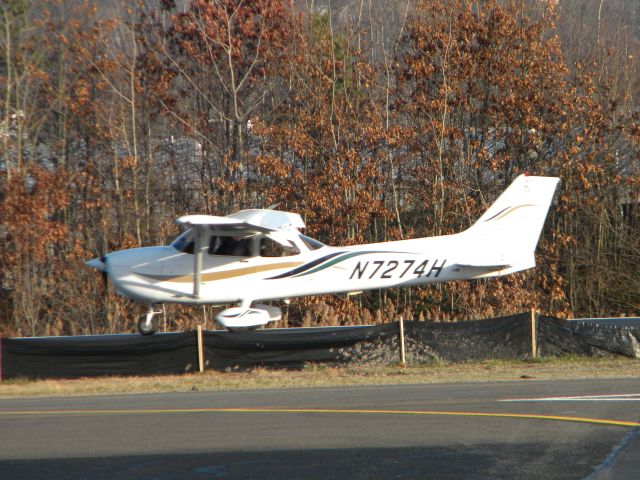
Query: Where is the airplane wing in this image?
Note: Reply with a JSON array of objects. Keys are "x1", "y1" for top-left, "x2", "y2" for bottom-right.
[
  {"x1": 176, "y1": 215, "x2": 274, "y2": 236},
  {"x1": 175, "y1": 215, "x2": 272, "y2": 299},
  {"x1": 176, "y1": 210, "x2": 305, "y2": 299},
  {"x1": 177, "y1": 210, "x2": 305, "y2": 236},
  {"x1": 226, "y1": 209, "x2": 305, "y2": 232}
]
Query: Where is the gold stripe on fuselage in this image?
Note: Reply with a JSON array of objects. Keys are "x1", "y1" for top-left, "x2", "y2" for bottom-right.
[{"x1": 136, "y1": 261, "x2": 304, "y2": 283}]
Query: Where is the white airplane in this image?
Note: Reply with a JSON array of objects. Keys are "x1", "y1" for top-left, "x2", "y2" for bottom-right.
[{"x1": 87, "y1": 174, "x2": 559, "y2": 334}]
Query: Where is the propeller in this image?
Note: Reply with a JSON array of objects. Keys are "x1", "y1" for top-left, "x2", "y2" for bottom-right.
[{"x1": 99, "y1": 255, "x2": 108, "y2": 288}]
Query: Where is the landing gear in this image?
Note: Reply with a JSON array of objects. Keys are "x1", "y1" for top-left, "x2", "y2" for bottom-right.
[{"x1": 137, "y1": 306, "x2": 160, "y2": 335}]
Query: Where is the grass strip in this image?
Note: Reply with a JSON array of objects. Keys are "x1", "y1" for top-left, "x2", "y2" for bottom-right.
[{"x1": 0, "y1": 356, "x2": 638, "y2": 399}]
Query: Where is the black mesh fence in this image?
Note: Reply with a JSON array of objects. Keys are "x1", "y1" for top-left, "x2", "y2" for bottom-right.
[
  {"x1": 0, "y1": 332, "x2": 199, "y2": 379},
  {"x1": 1, "y1": 314, "x2": 639, "y2": 379},
  {"x1": 538, "y1": 316, "x2": 640, "y2": 358}
]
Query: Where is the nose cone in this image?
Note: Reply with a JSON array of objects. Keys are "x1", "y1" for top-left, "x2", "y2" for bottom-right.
[{"x1": 86, "y1": 256, "x2": 107, "y2": 272}]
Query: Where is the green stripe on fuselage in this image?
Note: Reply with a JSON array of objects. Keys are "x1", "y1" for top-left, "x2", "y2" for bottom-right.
[{"x1": 293, "y1": 250, "x2": 408, "y2": 277}]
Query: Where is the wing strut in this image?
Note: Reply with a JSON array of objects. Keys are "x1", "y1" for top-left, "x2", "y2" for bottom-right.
[{"x1": 193, "y1": 226, "x2": 206, "y2": 299}]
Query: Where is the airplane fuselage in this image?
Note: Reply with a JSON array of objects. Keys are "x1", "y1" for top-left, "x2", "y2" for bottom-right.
[
  {"x1": 104, "y1": 233, "x2": 522, "y2": 306},
  {"x1": 88, "y1": 175, "x2": 559, "y2": 332}
]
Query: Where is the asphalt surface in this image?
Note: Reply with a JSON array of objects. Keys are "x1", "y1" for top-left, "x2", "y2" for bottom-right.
[{"x1": 1, "y1": 378, "x2": 640, "y2": 479}]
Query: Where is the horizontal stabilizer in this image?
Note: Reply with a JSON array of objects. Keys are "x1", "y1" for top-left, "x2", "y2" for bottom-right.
[
  {"x1": 455, "y1": 262, "x2": 511, "y2": 270},
  {"x1": 455, "y1": 253, "x2": 534, "y2": 269}
]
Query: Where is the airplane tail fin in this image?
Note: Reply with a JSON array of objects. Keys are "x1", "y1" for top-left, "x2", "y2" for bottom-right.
[{"x1": 458, "y1": 174, "x2": 560, "y2": 271}]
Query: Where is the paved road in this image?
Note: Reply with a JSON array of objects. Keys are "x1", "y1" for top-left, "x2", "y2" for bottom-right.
[{"x1": 1, "y1": 378, "x2": 640, "y2": 479}]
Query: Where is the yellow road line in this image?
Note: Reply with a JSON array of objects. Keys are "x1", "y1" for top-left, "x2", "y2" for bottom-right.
[{"x1": 0, "y1": 407, "x2": 638, "y2": 428}]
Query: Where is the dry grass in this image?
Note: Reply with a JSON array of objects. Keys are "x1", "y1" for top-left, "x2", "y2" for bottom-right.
[{"x1": 1, "y1": 356, "x2": 639, "y2": 399}]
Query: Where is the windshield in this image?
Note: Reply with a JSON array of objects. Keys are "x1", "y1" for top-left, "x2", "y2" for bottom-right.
[
  {"x1": 170, "y1": 229, "x2": 195, "y2": 254},
  {"x1": 299, "y1": 234, "x2": 325, "y2": 250}
]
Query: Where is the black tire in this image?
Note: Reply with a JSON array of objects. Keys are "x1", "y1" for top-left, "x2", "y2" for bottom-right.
[
  {"x1": 137, "y1": 315, "x2": 157, "y2": 335},
  {"x1": 226, "y1": 326, "x2": 261, "y2": 333},
  {"x1": 226, "y1": 327, "x2": 250, "y2": 333}
]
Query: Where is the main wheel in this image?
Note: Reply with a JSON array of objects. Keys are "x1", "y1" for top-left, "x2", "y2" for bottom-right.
[{"x1": 137, "y1": 315, "x2": 157, "y2": 335}]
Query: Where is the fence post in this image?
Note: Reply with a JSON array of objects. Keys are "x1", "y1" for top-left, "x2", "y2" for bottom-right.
[
  {"x1": 197, "y1": 324, "x2": 204, "y2": 373},
  {"x1": 530, "y1": 307, "x2": 538, "y2": 358},
  {"x1": 399, "y1": 317, "x2": 406, "y2": 366}
]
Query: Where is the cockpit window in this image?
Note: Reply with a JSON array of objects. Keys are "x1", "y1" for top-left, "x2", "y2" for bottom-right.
[
  {"x1": 170, "y1": 229, "x2": 194, "y2": 254},
  {"x1": 208, "y1": 235, "x2": 254, "y2": 257},
  {"x1": 299, "y1": 234, "x2": 325, "y2": 250},
  {"x1": 260, "y1": 237, "x2": 300, "y2": 257}
]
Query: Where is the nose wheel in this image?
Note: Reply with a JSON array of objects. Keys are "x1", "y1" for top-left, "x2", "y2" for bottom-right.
[{"x1": 137, "y1": 306, "x2": 160, "y2": 335}]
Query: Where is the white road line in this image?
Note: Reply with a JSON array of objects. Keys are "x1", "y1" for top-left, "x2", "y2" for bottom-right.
[{"x1": 499, "y1": 393, "x2": 640, "y2": 402}]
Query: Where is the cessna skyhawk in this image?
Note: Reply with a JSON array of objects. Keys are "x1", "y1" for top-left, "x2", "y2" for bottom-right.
[{"x1": 86, "y1": 174, "x2": 559, "y2": 334}]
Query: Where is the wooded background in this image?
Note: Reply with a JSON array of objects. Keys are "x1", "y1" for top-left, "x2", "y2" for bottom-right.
[{"x1": 1, "y1": 0, "x2": 638, "y2": 336}]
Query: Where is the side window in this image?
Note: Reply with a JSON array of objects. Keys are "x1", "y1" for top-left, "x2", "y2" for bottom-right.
[
  {"x1": 260, "y1": 237, "x2": 300, "y2": 257},
  {"x1": 209, "y1": 236, "x2": 253, "y2": 257}
]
